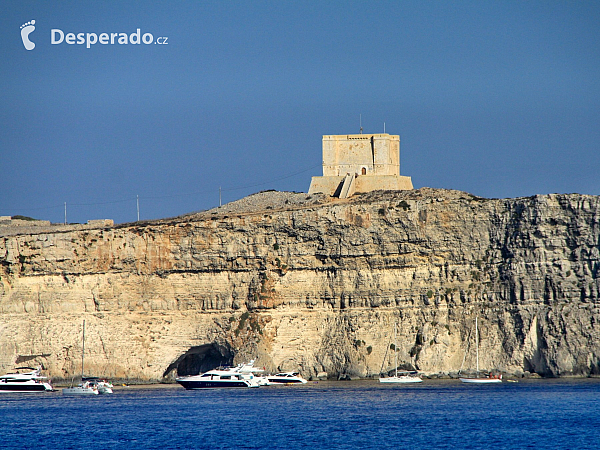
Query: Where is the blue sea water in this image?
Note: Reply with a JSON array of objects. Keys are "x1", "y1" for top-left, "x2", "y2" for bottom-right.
[{"x1": 1, "y1": 379, "x2": 599, "y2": 449}]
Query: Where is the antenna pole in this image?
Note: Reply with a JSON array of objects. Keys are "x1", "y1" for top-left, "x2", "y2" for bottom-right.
[
  {"x1": 137, "y1": 195, "x2": 140, "y2": 222},
  {"x1": 475, "y1": 317, "x2": 479, "y2": 375},
  {"x1": 394, "y1": 322, "x2": 398, "y2": 378},
  {"x1": 359, "y1": 114, "x2": 363, "y2": 134},
  {"x1": 81, "y1": 319, "x2": 86, "y2": 379},
  {"x1": 64, "y1": 202, "x2": 67, "y2": 225}
]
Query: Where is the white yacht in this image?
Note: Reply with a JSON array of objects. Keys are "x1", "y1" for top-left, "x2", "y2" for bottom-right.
[
  {"x1": 460, "y1": 374, "x2": 502, "y2": 384},
  {"x1": 379, "y1": 323, "x2": 423, "y2": 384},
  {"x1": 459, "y1": 317, "x2": 503, "y2": 384},
  {"x1": 176, "y1": 368, "x2": 261, "y2": 389},
  {"x1": 267, "y1": 372, "x2": 308, "y2": 384},
  {"x1": 62, "y1": 320, "x2": 113, "y2": 395},
  {"x1": 0, "y1": 367, "x2": 54, "y2": 393},
  {"x1": 62, "y1": 380, "x2": 99, "y2": 395},
  {"x1": 379, "y1": 371, "x2": 423, "y2": 384}
]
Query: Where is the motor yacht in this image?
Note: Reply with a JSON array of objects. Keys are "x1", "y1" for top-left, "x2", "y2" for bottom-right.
[
  {"x1": 0, "y1": 367, "x2": 54, "y2": 393},
  {"x1": 267, "y1": 372, "x2": 308, "y2": 384},
  {"x1": 176, "y1": 368, "x2": 261, "y2": 389}
]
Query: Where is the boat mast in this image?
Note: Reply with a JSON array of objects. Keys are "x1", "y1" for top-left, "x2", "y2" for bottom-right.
[
  {"x1": 394, "y1": 322, "x2": 398, "y2": 378},
  {"x1": 81, "y1": 319, "x2": 85, "y2": 379},
  {"x1": 475, "y1": 317, "x2": 479, "y2": 376}
]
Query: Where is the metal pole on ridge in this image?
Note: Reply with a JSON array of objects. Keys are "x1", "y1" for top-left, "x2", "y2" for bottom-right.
[{"x1": 82, "y1": 320, "x2": 86, "y2": 379}]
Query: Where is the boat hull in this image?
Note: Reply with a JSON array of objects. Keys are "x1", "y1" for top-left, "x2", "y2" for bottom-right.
[
  {"x1": 459, "y1": 377, "x2": 502, "y2": 384},
  {"x1": 177, "y1": 379, "x2": 256, "y2": 389},
  {"x1": 62, "y1": 386, "x2": 99, "y2": 395},
  {"x1": 267, "y1": 379, "x2": 306, "y2": 384},
  {"x1": 0, "y1": 383, "x2": 53, "y2": 392},
  {"x1": 379, "y1": 377, "x2": 422, "y2": 383}
]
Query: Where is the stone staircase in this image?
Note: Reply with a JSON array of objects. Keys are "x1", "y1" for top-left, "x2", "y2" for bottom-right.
[{"x1": 338, "y1": 173, "x2": 356, "y2": 199}]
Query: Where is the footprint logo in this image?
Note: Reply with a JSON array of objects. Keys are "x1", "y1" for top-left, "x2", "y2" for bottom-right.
[{"x1": 20, "y1": 20, "x2": 36, "y2": 50}]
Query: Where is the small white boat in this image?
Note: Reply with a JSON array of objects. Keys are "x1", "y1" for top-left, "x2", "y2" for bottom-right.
[
  {"x1": 379, "y1": 323, "x2": 422, "y2": 384},
  {"x1": 0, "y1": 367, "x2": 54, "y2": 393},
  {"x1": 267, "y1": 372, "x2": 308, "y2": 384},
  {"x1": 459, "y1": 317, "x2": 502, "y2": 384},
  {"x1": 379, "y1": 371, "x2": 423, "y2": 384}
]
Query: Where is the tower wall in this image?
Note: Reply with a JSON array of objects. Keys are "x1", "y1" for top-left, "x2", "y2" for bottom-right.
[{"x1": 309, "y1": 133, "x2": 413, "y2": 197}]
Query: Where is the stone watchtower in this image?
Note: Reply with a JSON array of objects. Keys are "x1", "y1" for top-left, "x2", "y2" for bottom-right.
[{"x1": 308, "y1": 133, "x2": 413, "y2": 198}]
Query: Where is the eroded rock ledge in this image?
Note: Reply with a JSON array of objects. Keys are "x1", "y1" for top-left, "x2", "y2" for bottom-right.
[{"x1": 1, "y1": 188, "x2": 599, "y2": 380}]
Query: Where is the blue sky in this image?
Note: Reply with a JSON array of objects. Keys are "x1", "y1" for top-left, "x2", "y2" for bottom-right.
[{"x1": 2, "y1": 1, "x2": 599, "y2": 224}]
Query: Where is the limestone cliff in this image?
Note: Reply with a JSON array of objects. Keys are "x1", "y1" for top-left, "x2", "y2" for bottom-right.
[{"x1": 1, "y1": 188, "x2": 599, "y2": 381}]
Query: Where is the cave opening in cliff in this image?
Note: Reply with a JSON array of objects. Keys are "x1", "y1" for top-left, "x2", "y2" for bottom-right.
[{"x1": 163, "y1": 344, "x2": 233, "y2": 378}]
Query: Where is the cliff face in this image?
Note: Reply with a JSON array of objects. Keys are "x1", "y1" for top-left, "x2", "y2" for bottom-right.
[{"x1": 1, "y1": 188, "x2": 599, "y2": 380}]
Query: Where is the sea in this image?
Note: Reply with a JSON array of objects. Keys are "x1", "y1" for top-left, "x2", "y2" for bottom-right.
[{"x1": 1, "y1": 379, "x2": 599, "y2": 449}]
